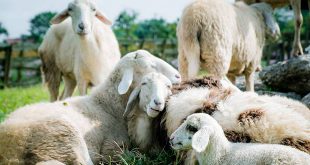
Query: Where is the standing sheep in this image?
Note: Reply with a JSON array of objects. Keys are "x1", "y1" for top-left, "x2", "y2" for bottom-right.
[
  {"x1": 178, "y1": 0, "x2": 280, "y2": 91},
  {"x1": 0, "y1": 50, "x2": 181, "y2": 164},
  {"x1": 39, "y1": 0, "x2": 121, "y2": 101},
  {"x1": 239, "y1": 0, "x2": 310, "y2": 56},
  {"x1": 170, "y1": 113, "x2": 310, "y2": 165}
]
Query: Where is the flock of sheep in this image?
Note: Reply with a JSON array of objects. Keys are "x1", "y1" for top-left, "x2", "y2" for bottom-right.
[{"x1": 0, "y1": 0, "x2": 309, "y2": 164}]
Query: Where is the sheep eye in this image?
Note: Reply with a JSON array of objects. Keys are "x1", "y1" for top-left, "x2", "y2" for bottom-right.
[
  {"x1": 167, "y1": 85, "x2": 172, "y2": 89},
  {"x1": 186, "y1": 125, "x2": 198, "y2": 133},
  {"x1": 68, "y1": 7, "x2": 73, "y2": 11},
  {"x1": 91, "y1": 7, "x2": 96, "y2": 12},
  {"x1": 141, "y1": 82, "x2": 147, "y2": 85}
]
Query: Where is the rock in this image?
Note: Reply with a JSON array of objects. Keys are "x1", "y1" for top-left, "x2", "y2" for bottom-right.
[
  {"x1": 259, "y1": 55, "x2": 310, "y2": 95},
  {"x1": 302, "y1": 93, "x2": 310, "y2": 108}
]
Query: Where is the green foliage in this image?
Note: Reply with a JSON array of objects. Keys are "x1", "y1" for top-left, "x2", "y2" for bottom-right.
[
  {"x1": 113, "y1": 10, "x2": 139, "y2": 39},
  {"x1": 28, "y1": 11, "x2": 57, "y2": 42},
  {"x1": 113, "y1": 10, "x2": 177, "y2": 40},
  {"x1": 0, "y1": 22, "x2": 8, "y2": 37},
  {"x1": 0, "y1": 85, "x2": 49, "y2": 122}
]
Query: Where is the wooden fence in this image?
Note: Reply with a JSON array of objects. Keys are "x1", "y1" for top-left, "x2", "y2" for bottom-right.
[{"x1": 0, "y1": 38, "x2": 309, "y2": 88}]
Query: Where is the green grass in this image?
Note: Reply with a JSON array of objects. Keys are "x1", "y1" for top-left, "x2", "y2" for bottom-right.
[{"x1": 0, "y1": 84, "x2": 49, "y2": 122}]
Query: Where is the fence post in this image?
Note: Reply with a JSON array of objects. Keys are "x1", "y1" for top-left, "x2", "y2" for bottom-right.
[{"x1": 3, "y1": 45, "x2": 12, "y2": 88}]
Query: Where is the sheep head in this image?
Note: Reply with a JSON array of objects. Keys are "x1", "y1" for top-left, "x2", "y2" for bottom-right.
[
  {"x1": 170, "y1": 113, "x2": 219, "y2": 153},
  {"x1": 251, "y1": 2, "x2": 281, "y2": 41},
  {"x1": 117, "y1": 50, "x2": 181, "y2": 95},
  {"x1": 50, "y1": 0, "x2": 112, "y2": 36},
  {"x1": 124, "y1": 72, "x2": 172, "y2": 118}
]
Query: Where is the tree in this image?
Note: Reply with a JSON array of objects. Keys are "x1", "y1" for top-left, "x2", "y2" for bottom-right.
[
  {"x1": 29, "y1": 11, "x2": 56, "y2": 42},
  {"x1": 113, "y1": 10, "x2": 138, "y2": 39},
  {"x1": 134, "y1": 18, "x2": 177, "y2": 40},
  {"x1": 0, "y1": 22, "x2": 8, "y2": 37}
]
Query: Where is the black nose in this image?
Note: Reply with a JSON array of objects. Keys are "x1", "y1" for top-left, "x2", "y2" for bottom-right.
[
  {"x1": 154, "y1": 100, "x2": 162, "y2": 106},
  {"x1": 78, "y1": 23, "x2": 85, "y2": 30}
]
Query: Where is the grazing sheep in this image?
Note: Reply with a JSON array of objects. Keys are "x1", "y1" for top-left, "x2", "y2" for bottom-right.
[
  {"x1": 170, "y1": 113, "x2": 310, "y2": 165},
  {"x1": 177, "y1": 0, "x2": 280, "y2": 91},
  {"x1": 165, "y1": 87, "x2": 310, "y2": 154},
  {"x1": 0, "y1": 50, "x2": 181, "y2": 164},
  {"x1": 239, "y1": 0, "x2": 310, "y2": 56},
  {"x1": 39, "y1": 0, "x2": 121, "y2": 101}
]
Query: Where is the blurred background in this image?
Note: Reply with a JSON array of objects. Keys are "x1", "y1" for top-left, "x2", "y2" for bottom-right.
[{"x1": 0, "y1": 0, "x2": 309, "y2": 88}]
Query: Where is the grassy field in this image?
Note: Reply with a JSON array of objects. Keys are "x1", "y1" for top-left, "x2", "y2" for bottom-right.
[
  {"x1": 0, "y1": 84, "x2": 179, "y2": 164},
  {"x1": 0, "y1": 84, "x2": 49, "y2": 122}
]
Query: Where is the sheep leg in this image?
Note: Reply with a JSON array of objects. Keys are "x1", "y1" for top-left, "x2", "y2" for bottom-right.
[
  {"x1": 227, "y1": 73, "x2": 237, "y2": 85},
  {"x1": 60, "y1": 76, "x2": 77, "y2": 100},
  {"x1": 290, "y1": 0, "x2": 303, "y2": 56},
  {"x1": 77, "y1": 80, "x2": 88, "y2": 96},
  {"x1": 178, "y1": 49, "x2": 189, "y2": 80},
  {"x1": 245, "y1": 71, "x2": 255, "y2": 92}
]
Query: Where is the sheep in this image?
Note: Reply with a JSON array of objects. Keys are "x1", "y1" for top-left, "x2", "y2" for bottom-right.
[
  {"x1": 170, "y1": 113, "x2": 310, "y2": 165},
  {"x1": 239, "y1": 0, "x2": 310, "y2": 56},
  {"x1": 177, "y1": 0, "x2": 280, "y2": 91},
  {"x1": 39, "y1": 0, "x2": 121, "y2": 101},
  {"x1": 0, "y1": 50, "x2": 181, "y2": 164},
  {"x1": 164, "y1": 87, "x2": 310, "y2": 154},
  {"x1": 122, "y1": 77, "x2": 239, "y2": 155},
  {"x1": 124, "y1": 72, "x2": 173, "y2": 152}
]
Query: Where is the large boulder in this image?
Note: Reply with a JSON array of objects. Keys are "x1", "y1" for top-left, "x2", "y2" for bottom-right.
[{"x1": 259, "y1": 55, "x2": 310, "y2": 95}]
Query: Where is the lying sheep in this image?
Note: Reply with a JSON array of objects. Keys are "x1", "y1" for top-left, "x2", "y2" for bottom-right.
[
  {"x1": 177, "y1": 0, "x2": 280, "y2": 91},
  {"x1": 124, "y1": 72, "x2": 173, "y2": 152},
  {"x1": 165, "y1": 87, "x2": 310, "y2": 154},
  {"x1": 122, "y1": 77, "x2": 238, "y2": 155},
  {"x1": 0, "y1": 50, "x2": 181, "y2": 164},
  {"x1": 170, "y1": 113, "x2": 310, "y2": 165},
  {"x1": 39, "y1": 0, "x2": 121, "y2": 101}
]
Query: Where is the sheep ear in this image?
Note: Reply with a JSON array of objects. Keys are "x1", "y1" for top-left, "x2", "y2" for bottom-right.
[
  {"x1": 123, "y1": 86, "x2": 141, "y2": 118},
  {"x1": 118, "y1": 68, "x2": 134, "y2": 95},
  {"x1": 192, "y1": 128, "x2": 210, "y2": 153},
  {"x1": 96, "y1": 10, "x2": 112, "y2": 25},
  {"x1": 50, "y1": 9, "x2": 69, "y2": 24}
]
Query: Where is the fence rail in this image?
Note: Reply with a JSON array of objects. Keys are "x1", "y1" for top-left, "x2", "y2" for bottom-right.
[{"x1": 0, "y1": 38, "x2": 309, "y2": 89}]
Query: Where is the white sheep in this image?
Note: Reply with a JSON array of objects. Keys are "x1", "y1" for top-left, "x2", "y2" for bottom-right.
[
  {"x1": 0, "y1": 50, "x2": 181, "y2": 164},
  {"x1": 39, "y1": 0, "x2": 121, "y2": 101},
  {"x1": 177, "y1": 0, "x2": 280, "y2": 91},
  {"x1": 124, "y1": 72, "x2": 173, "y2": 152},
  {"x1": 165, "y1": 87, "x2": 310, "y2": 154},
  {"x1": 170, "y1": 113, "x2": 310, "y2": 165},
  {"x1": 239, "y1": 0, "x2": 310, "y2": 56}
]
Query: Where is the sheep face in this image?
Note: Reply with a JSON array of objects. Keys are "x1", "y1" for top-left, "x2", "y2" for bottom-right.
[
  {"x1": 123, "y1": 72, "x2": 172, "y2": 118},
  {"x1": 50, "y1": 0, "x2": 112, "y2": 36},
  {"x1": 118, "y1": 50, "x2": 181, "y2": 95},
  {"x1": 139, "y1": 73, "x2": 172, "y2": 118},
  {"x1": 170, "y1": 113, "x2": 217, "y2": 153},
  {"x1": 251, "y1": 3, "x2": 280, "y2": 41}
]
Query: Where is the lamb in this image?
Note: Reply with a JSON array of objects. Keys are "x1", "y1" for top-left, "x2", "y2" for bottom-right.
[
  {"x1": 170, "y1": 113, "x2": 310, "y2": 165},
  {"x1": 0, "y1": 50, "x2": 181, "y2": 164},
  {"x1": 164, "y1": 87, "x2": 310, "y2": 154},
  {"x1": 177, "y1": 0, "x2": 280, "y2": 91},
  {"x1": 39, "y1": 0, "x2": 121, "y2": 101},
  {"x1": 239, "y1": 0, "x2": 310, "y2": 56}
]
